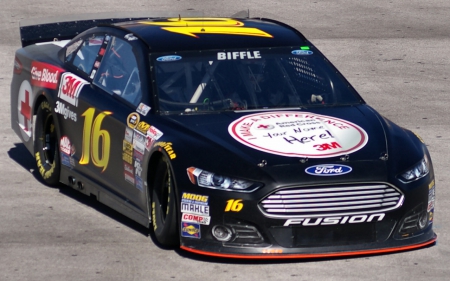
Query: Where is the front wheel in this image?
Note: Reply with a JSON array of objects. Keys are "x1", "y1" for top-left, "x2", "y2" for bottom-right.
[
  {"x1": 151, "y1": 158, "x2": 179, "y2": 247},
  {"x1": 34, "y1": 100, "x2": 60, "y2": 186}
]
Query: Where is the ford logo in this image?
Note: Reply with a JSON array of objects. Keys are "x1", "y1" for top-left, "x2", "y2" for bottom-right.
[
  {"x1": 156, "y1": 55, "x2": 182, "y2": 62},
  {"x1": 305, "y1": 164, "x2": 352, "y2": 176},
  {"x1": 291, "y1": 50, "x2": 313, "y2": 56}
]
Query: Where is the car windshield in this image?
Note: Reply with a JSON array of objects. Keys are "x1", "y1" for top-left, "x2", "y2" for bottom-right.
[{"x1": 152, "y1": 46, "x2": 362, "y2": 115}]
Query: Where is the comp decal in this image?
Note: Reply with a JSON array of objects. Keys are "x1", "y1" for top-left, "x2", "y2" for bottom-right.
[
  {"x1": 228, "y1": 111, "x2": 369, "y2": 158},
  {"x1": 17, "y1": 80, "x2": 33, "y2": 141},
  {"x1": 140, "y1": 18, "x2": 273, "y2": 38}
]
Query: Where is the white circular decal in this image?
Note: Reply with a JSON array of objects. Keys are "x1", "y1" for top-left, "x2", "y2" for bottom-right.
[
  {"x1": 228, "y1": 111, "x2": 369, "y2": 158},
  {"x1": 17, "y1": 80, "x2": 33, "y2": 142}
]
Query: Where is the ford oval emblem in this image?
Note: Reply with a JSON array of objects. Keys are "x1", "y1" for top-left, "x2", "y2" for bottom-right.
[
  {"x1": 305, "y1": 164, "x2": 352, "y2": 176},
  {"x1": 156, "y1": 55, "x2": 182, "y2": 62},
  {"x1": 292, "y1": 50, "x2": 313, "y2": 56}
]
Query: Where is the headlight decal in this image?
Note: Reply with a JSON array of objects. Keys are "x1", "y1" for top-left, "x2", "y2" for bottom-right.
[
  {"x1": 186, "y1": 167, "x2": 261, "y2": 192},
  {"x1": 398, "y1": 155, "x2": 430, "y2": 183}
]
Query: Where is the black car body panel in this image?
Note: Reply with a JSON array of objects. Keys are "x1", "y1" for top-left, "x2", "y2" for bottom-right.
[{"x1": 10, "y1": 14, "x2": 436, "y2": 259}]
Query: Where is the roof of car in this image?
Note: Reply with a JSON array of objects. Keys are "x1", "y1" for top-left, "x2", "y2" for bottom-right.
[{"x1": 113, "y1": 17, "x2": 308, "y2": 52}]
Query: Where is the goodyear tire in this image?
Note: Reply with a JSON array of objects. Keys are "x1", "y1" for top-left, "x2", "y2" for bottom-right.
[
  {"x1": 34, "y1": 100, "x2": 60, "y2": 186},
  {"x1": 151, "y1": 158, "x2": 179, "y2": 247}
]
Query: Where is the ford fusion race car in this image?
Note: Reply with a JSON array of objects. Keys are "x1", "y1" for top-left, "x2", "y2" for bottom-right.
[{"x1": 10, "y1": 13, "x2": 436, "y2": 259}]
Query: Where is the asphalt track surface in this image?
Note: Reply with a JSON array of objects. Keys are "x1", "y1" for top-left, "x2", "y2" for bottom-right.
[{"x1": 1, "y1": 1, "x2": 449, "y2": 280}]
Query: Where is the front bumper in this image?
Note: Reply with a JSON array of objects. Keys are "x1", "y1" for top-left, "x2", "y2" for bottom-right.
[{"x1": 177, "y1": 176, "x2": 436, "y2": 259}]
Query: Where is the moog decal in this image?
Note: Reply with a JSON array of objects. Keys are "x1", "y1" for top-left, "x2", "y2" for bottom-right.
[{"x1": 228, "y1": 111, "x2": 368, "y2": 158}]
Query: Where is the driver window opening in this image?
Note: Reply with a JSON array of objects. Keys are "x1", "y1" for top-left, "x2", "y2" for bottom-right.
[{"x1": 94, "y1": 36, "x2": 142, "y2": 106}]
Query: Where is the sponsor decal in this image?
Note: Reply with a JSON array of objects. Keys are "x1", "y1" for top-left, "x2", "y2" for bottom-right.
[
  {"x1": 61, "y1": 153, "x2": 71, "y2": 167},
  {"x1": 124, "y1": 127, "x2": 133, "y2": 143},
  {"x1": 17, "y1": 80, "x2": 33, "y2": 141},
  {"x1": 134, "y1": 160, "x2": 142, "y2": 177},
  {"x1": 127, "y1": 112, "x2": 140, "y2": 129},
  {"x1": 146, "y1": 126, "x2": 163, "y2": 149},
  {"x1": 217, "y1": 51, "x2": 262, "y2": 60},
  {"x1": 133, "y1": 131, "x2": 146, "y2": 155},
  {"x1": 65, "y1": 39, "x2": 83, "y2": 57},
  {"x1": 428, "y1": 181, "x2": 435, "y2": 224},
  {"x1": 283, "y1": 213, "x2": 385, "y2": 226},
  {"x1": 224, "y1": 199, "x2": 243, "y2": 212},
  {"x1": 136, "y1": 103, "x2": 151, "y2": 116},
  {"x1": 182, "y1": 193, "x2": 209, "y2": 205},
  {"x1": 124, "y1": 162, "x2": 134, "y2": 174},
  {"x1": 181, "y1": 202, "x2": 210, "y2": 215},
  {"x1": 141, "y1": 18, "x2": 273, "y2": 38},
  {"x1": 30, "y1": 61, "x2": 63, "y2": 89},
  {"x1": 60, "y1": 136, "x2": 72, "y2": 155},
  {"x1": 156, "y1": 55, "x2": 182, "y2": 62},
  {"x1": 292, "y1": 50, "x2": 313, "y2": 56},
  {"x1": 124, "y1": 33, "x2": 138, "y2": 41},
  {"x1": 181, "y1": 213, "x2": 211, "y2": 225},
  {"x1": 124, "y1": 162, "x2": 135, "y2": 185},
  {"x1": 133, "y1": 148, "x2": 144, "y2": 161},
  {"x1": 305, "y1": 164, "x2": 352, "y2": 176},
  {"x1": 60, "y1": 136, "x2": 75, "y2": 168},
  {"x1": 125, "y1": 173, "x2": 135, "y2": 185},
  {"x1": 123, "y1": 152, "x2": 133, "y2": 164},
  {"x1": 135, "y1": 176, "x2": 143, "y2": 191},
  {"x1": 123, "y1": 140, "x2": 133, "y2": 155},
  {"x1": 181, "y1": 222, "x2": 201, "y2": 238},
  {"x1": 55, "y1": 101, "x2": 77, "y2": 121},
  {"x1": 154, "y1": 142, "x2": 176, "y2": 159},
  {"x1": 58, "y1": 72, "x2": 88, "y2": 106},
  {"x1": 135, "y1": 121, "x2": 150, "y2": 134},
  {"x1": 228, "y1": 111, "x2": 369, "y2": 158}
]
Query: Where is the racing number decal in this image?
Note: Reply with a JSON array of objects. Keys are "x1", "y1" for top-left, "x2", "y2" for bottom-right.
[
  {"x1": 224, "y1": 199, "x2": 243, "y2": 212},
  {"x1": 140, "y1": 18, "x2": 273, "y2": 38},
  {"x1": 79, "y1": 108, "x2": 112, "y2": 172}
]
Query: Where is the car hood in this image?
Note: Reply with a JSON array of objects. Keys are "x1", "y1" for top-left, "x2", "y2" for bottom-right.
[{"x1": 164, "y1": 105, "x2": 388, "y2": 170}]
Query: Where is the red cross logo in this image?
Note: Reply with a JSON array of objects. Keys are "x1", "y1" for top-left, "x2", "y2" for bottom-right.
[{"x1": 20, "y1": 89, "x2": 31, "y2": 132}]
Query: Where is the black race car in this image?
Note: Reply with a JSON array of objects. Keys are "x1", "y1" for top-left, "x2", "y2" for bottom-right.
[{"x1": 10, "y1": 14, "x2": 436, "y2": 259}]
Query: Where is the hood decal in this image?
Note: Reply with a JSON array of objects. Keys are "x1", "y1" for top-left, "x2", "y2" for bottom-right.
[{"x1": 228, "y1": 111, "x2": 368, "y2": 158}]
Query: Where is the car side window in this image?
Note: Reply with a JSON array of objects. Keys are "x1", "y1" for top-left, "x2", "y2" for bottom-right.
[
  {"x1": 66, "y1": 35, "x2": 104, "y2": 76},
  {"x1": 93, "y1": 36, "x2": 142, "y2": 106}
]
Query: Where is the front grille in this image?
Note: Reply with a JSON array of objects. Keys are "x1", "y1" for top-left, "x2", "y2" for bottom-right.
[{"x1": 260, "y1": 184, "x2": 404, "y2": 218}]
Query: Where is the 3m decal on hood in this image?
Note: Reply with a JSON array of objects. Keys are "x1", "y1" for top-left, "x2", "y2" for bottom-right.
[
  {"x1": 228, "y1": 111, "x2": 369, "y2": 158},
  {"x1": 139, "y1": 18, "x2": 273, "y2": 38}
]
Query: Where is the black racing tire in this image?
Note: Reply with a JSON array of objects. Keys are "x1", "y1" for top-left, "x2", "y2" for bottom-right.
[
  {"x1": 34, "y1": 100, "x2": 60, "y2": 186},
  {"x1": 151, "y1": 158, "x2": 179, "y2": 247}
]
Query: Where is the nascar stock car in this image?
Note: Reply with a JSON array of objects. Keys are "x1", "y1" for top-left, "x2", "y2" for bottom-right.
[{"x1": 10, "y1": 12, "x2": 436, "y2": 259}]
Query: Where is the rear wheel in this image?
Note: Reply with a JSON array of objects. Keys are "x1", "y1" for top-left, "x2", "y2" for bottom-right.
[
  {"x1": 34, "y1": 100, "x2": 60, "y2": 186},
  {"x1": 151, "y1": 158, "x2": 179, "y2": 247}
]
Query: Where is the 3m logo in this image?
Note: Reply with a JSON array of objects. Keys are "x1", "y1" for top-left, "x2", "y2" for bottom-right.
[
  {"x1": 58, "y1": 72, "x2": 88, "y2": 106},
  {"x1": 313, "y1": 142, "x2": 342, "y2": 151}
]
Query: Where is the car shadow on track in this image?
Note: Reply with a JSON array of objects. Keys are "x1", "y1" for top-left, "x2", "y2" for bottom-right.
[{"x1": 8, "y1": 142, "x2": 150, "y2": 236}]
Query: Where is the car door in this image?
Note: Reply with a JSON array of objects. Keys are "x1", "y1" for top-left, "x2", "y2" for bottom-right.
[{"x1": 59, "y1": 30, "x2": 151, "y2": 214}]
